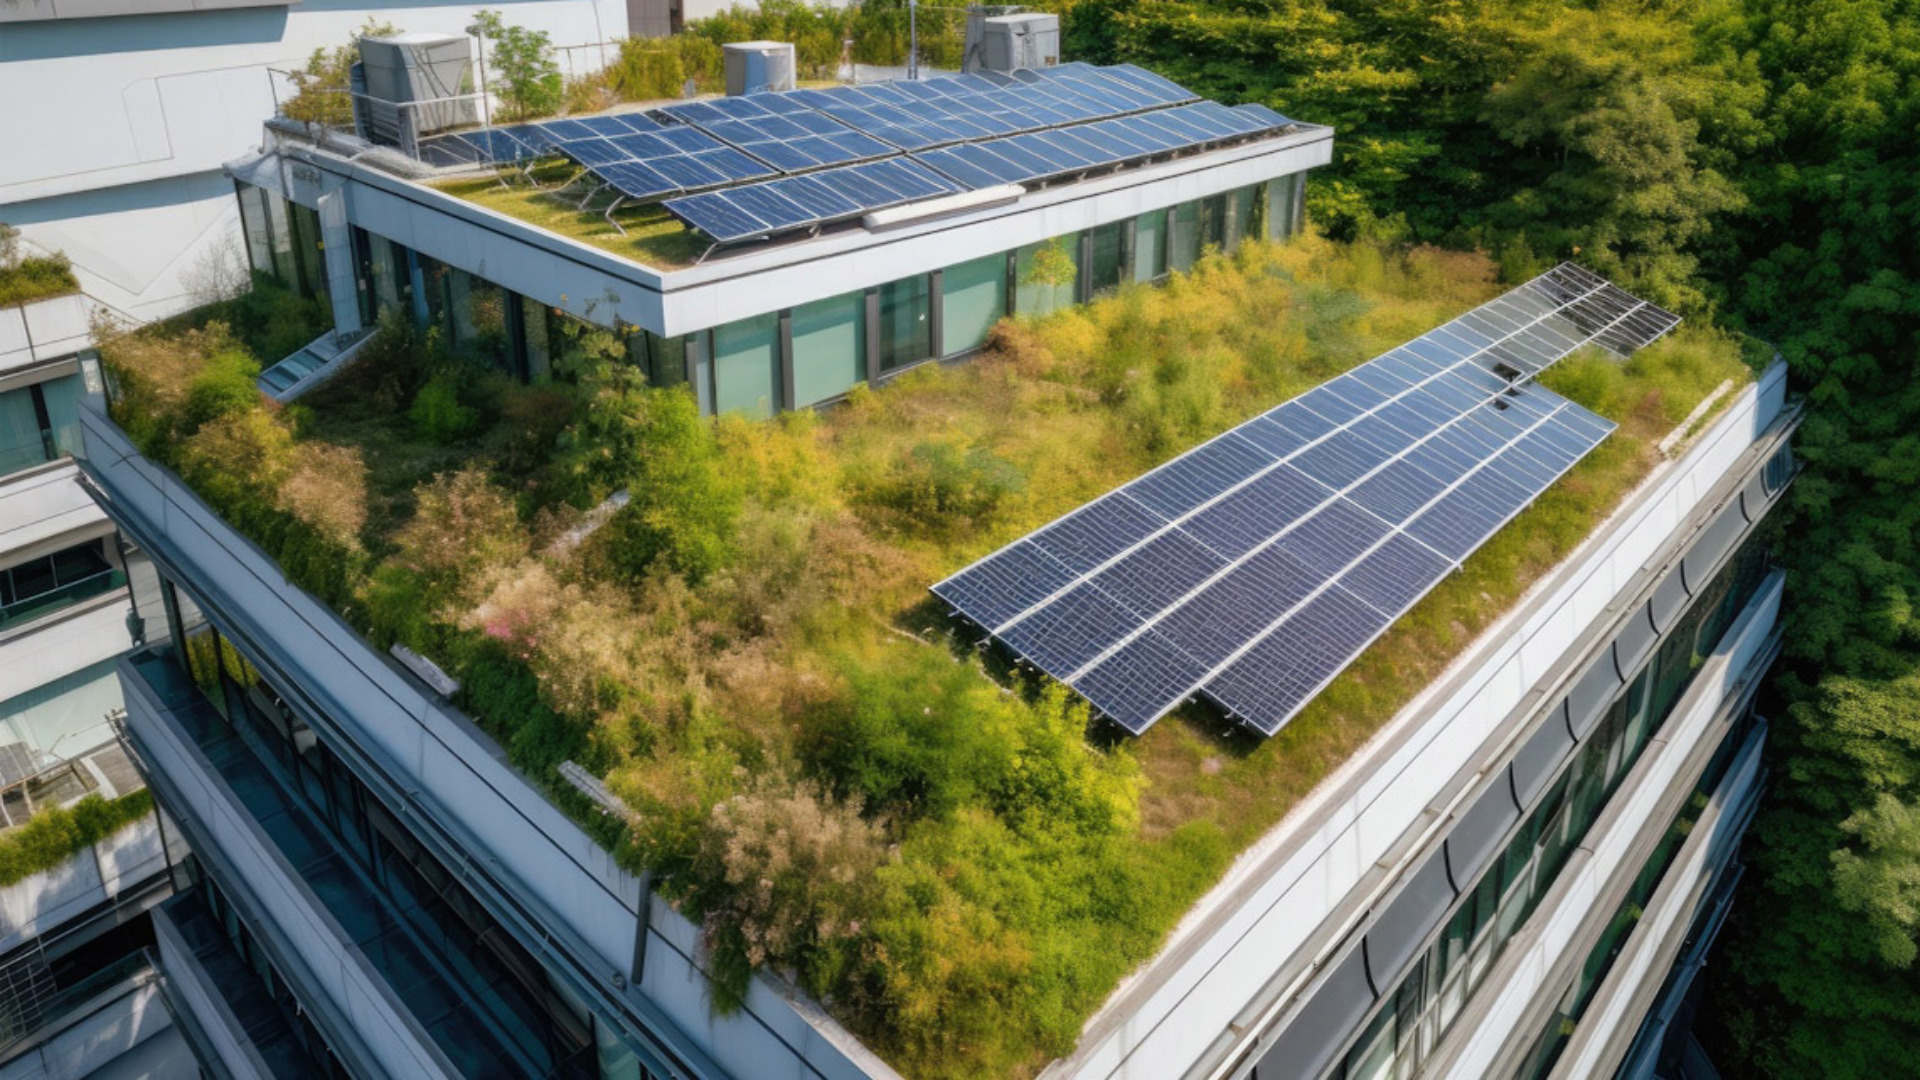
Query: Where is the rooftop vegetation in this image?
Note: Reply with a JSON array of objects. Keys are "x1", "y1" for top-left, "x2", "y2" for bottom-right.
[
  {"x1": 99, "y1": 235, "x2": 1748, "y2": 1078},
  {"x1": 432, "y1": 167, "x2": 707, "y2": 269},
  {"x1": 0, "y1": 791, "x2": 154, "y2": 888},
  {"x1": 0, "y1": 224, "x2": 80, "y2": 309}
]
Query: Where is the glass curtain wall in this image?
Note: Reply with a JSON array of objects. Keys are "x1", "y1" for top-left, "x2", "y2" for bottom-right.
[
  {"x1": 627, "y1": 329, "x2": 688, "y2": 390},
  {"x1": 0, "y1": 374, "x2": 84, "y2": 474},
  {"x1": 1015, "y1": 233, "x2": 1080, "y2": 317},
  {"x1": 791, "y1": 291, "x2": 866, "y2": 406},
  {"x1": 1229, "y1": 186, "x2": 1260, "y2": 249},
  {"x1": 1268, "y1": 174, "x2": 1302, "y2": 240},
  {"x1": 1135, "y1": 209, "x2": 1170, "y2": 281},
  {"x1": 877, "y1": 274, "x2": 932, "y2": 371},
  {"x1": 236, "y1": 184, "x2": 274, "y2": 280},
  {"x1": 940, "y1": 255, "x2": 1006, "y2": 357},
  {"x1": 1331, "y1": 536, "x2": 1772, "y2": 1080},
  {"x1": 1168, "y1": 203, "x2": 1202, "y2": 273},
  {"x1": 712, "y1": 313, "x2": 780, "y2": 416},
  {"x1": 1089, "y1": 220, "x2": 1128, "y2": 296},
  {"x1": 1514, "y1": 712, "x2": 1758, "y2": 1080},
  {"x1": 0, "y1": 540, "x2": 121, "y2": 630},
  {"x1": 157, "y1": 574, "x2": 663, "y2": 1080}
]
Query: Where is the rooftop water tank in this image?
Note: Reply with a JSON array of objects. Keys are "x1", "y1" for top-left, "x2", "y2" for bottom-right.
[{"x1": 724, "y1": 41, "x2": 796, "y2": 95}]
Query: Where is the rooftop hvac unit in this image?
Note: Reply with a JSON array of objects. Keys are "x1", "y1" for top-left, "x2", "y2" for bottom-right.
[
  {"x1": 724, "y1": 41, "x2": 796, "y2": 95},
  {"x1": 356, "y1": 32, "x2": 477, "y2": 149},
  {"x1": 965, "y1": 12, "x2": 1059, "y2": 74}
]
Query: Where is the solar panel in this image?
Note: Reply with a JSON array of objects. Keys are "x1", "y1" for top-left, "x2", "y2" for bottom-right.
[
  {"x1": 662, "y1": 158, "x2": 963, "y2": 243},
  {"x1": 658, "y1": 97, "x2": 896, "y2": 174},
  {"x1": 933, "y1": 266, "x2": 1677, "y2": 737}
]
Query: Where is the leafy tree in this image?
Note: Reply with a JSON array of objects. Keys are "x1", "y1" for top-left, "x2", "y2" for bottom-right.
[
  {"x1": 472, "y1": 10, "x2": 563, "y2": 121},
  {"x1": 283, "y1": 19, "x2": 399, "y2": 128}
]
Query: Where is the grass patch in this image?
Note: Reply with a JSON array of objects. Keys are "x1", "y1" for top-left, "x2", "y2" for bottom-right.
[
  {"x1": 0, "y1": 254, "x2": 80, "y2": 307},
  {"x1": 0, "y1": 791, "x2": 154, "y2": 887},
  {"x1": 433, "y1": 164, "x2": 707, "y2": 269},
  {"x1": 98, "y1": 234, "x2": 1748, "y2": 1079}
]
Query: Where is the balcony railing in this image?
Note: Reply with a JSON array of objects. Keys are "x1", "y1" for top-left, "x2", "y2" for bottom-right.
[{"x1": 0, "y1": 567, "x2": 124, "y2": 630}]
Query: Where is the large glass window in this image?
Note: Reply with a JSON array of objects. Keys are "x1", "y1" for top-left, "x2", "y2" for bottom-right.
[
  {"x1": 711, "y1": 313, "x2": 780, "y2": 416},
  {"x1": 1330, "y1": 535, "x2": 1772, "y2": 1080},
  {"x1": 0, "y1": 540, "x2": 120, "y2": 629},
  {"x1": 877, "y1": 274, "x2": 932, "y2": 372},
  {"x1": 0, "y1": 383, "x2": 45, "y2": 475},
  {"x1": 265, "y1": 191, "x2": 298, "y2": 287},
  {"x1": 1015, "y1": 234, "x2": 1079, "y2": 318},
  {"x1": 1089, "y1": 220, "x2": 1128, "y2": 295},
  {"x1": 39, "y1": 373, "x2": 83, "y2": 458},
  {"x1": 237, "y1": 185, "x2": 274, "y2": 279},
  {"x1": 1268, "y1": 174, "x2": 1302, "y2": 241},
  {"x1": 1168, "y1": 203, "x2": 1202, "y2": 273},
  {"x1": 940, "y1": 255, "x2": 1006, "y2": 357},
  {"x1": 627, "y1": 329, "x2": 688, "y2": 390},
  {"x1": 791, "y1": 291, "x2": 866, "y2": 406},
  {"x1": 1200, "y1": 194, "x2": 1229, "y2": 252},
  {"x1": 1228, "y1": 186, "x2": 1259, "y2": 250},
  {"x1": 289, "y1": 202, "x2": 327, "y2": 302},
  {"x1": 1134, "y1": 209, "x2": 1169, "y2": 281}
]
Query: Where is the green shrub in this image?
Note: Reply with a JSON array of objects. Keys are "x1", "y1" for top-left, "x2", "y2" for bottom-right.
[
  {"x1": 185, "y1": 348, "x2": 262, "y2": 427},
  {"x1": 856, "y1": 441, "x2": 1025, "y2": 532},
  {"x1": 227, "y1": 275, "x2": 331, "y2": 361},
  {"x1": 409, "y1": 372, "x2": 482, "y2": 444},
  {"x1": 473, "y1": 10, "x2": 564, "y2": 120},
  {"x1": 0, "y1": 253, "x2": 80, "y2": 307},
  {"x1": 0, "y1": 791, "x2": 154, "y2": 887},
  {"x1": 610, "y1": 38, "x2": 687, "y2": 101}
]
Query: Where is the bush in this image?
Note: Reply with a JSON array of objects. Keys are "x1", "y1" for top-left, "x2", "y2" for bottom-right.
[
  {"x1": 856, "y1": 440, "x2": 1025, "y2": 532},
  {"x1": 0, "y1": 792, "x2": 154, "y2": 888},
  {"x1": 0, "y1": 253, "x2": 80, "y2": 307},
  {"x1": 184, "y1": 348, "x2": 261, "y2": 427},
  {"x1": 226, "y1": 275, "x2": 331, "y2": 361},
  {"x1": 473, "y1": 10, "x2": 564, "y2": 120},
  {"x1": 409, "y1": 372, "x2": 482, "y2": 444}
]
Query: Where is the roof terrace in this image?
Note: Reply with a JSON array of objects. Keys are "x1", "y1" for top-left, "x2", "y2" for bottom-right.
[{"x1": 96, "y1": 235, "x2": 1756, "y2": 1078}]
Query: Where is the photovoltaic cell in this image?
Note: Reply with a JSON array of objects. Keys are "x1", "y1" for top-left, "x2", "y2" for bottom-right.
[{"x1": 932, "y1": 265, "x2": 1670, "y2": 737}]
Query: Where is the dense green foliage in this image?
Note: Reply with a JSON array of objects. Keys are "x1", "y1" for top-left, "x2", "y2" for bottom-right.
[
  {"x1": 0, "y1": 223, "x2": 79, "y2": 307},
  {"x1": 473, "y1": 10, "x2": 565, "y2": 120},
  {"x1": 102, "y1": 236, "x2": 1742, "y2": 1077},
  {"x1": 1051, "y1": 0, "x2": 1920, "y2": 1073},
  {"x1": 0, "y1": 792, "x2": 154, "y2": 888}
]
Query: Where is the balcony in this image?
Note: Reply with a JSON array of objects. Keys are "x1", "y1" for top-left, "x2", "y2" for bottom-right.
[{"x1": 118, "y1": 647, "x2": 595, "y2": 1080}]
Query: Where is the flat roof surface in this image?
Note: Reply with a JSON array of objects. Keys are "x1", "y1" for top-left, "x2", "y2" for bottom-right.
[{"x1": 100, "y1": 237, "x2": 1752, "y2": 1078}]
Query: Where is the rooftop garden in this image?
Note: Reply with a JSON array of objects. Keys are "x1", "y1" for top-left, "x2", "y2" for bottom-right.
[
  {"x1": 432, "y1": 166, "x2": 707, "y2": 270},
  {"x1": 0, "y1": 224, "x2": 80, "y2": 309},
  {"x1": 99, "y1": 235, "x2": 1750, "y2": 1078}
]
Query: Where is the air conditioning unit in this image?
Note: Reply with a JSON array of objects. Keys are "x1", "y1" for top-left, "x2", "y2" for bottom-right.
[
  {"x1": 357, "y1": 32, "x2": 477, "y2": 148},
  {"x1": 967, "y1": 12, "x2": 1059, "y2": 74},
  {"x1": 724, "y1": 41, "x2": 796, "y2": 95}
]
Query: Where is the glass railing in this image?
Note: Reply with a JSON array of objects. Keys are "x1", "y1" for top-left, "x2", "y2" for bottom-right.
[
  {"x1": 0, "y1": 569, "x2": 125, "y2": 630},
  {"x1": 0, "y1": 431, "x2": 55, "y2": 476}
]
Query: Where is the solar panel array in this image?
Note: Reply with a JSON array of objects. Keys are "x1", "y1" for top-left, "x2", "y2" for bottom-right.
[
  {"x1": 664, "y1": 159, "x2": 964, "y2": 242},
  {"x1": 413, "y1": 62, "x2": 1301, "y2": 245},
  {"x1": 933, "y1": 266, "x2": 1682, "y2": 737}
]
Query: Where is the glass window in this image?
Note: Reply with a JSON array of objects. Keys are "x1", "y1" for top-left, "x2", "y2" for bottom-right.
[
  {"x1": 711, "y1": 314, "x2": 780, "y2": 416},
  {"x1": 1089, "y1": 220, "x2": 1127, "y2": 295},
  {"x1": 877, "y1": 274, "x2": 931, "y2": 372},
  {"x1": 265, "y1": 192, "x2": 298, "y2": 287},
  {"x1": 1015, "y1": 234, "x2": 1079, "y2": 318},
  {"x1": 1229, "y1": 186, "x2": 1259, "y2": 250},
  {"x1": 940, "y1": 254, "x2": 1006, "y2": 357},
  {"x1": 518, "y1": 296, "x2": 552, "y2": 382},
  {"x1": 1168, "y1": 203, "x2": 1201, "y2": 273},
  {"x1": 289, "y1": 202, "x2": 327, "y2": 302},
  {"x1": 38, "y1": 373, "x2": 83, "y2": 459},
  {"x1": 237, "y1": 185, "x2": 274, "y2": 279},
  {"x1": 1200, "y1": 194, "x2": 1229, "y2": 252},
  {"x1": 0, "y1": 384, "x2": 45, "y2": 475},
  {"x1": 369, "y1": 236, "x2": 408, "y2": 317},
  {"x1": 1134, "y1": 209, "x2": 1168, "y2": 281},
  {"x1": 627, "y1": 330, "x2": 688, "y2": 390},
  {"x1": 1763, "y1": 444, "x2": 1793, "y2": 494},
  {"x1": 791, "y1": 291, "x2": 866, "y2": 406},
  {"x1": 1268, "y1": 174, "x2": 1301, "y2": 241}
]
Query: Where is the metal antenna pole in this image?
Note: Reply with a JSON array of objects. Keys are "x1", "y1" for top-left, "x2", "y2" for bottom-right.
[{"x1": 908, "y1": 0, "x2": 919, "y2": 80}]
